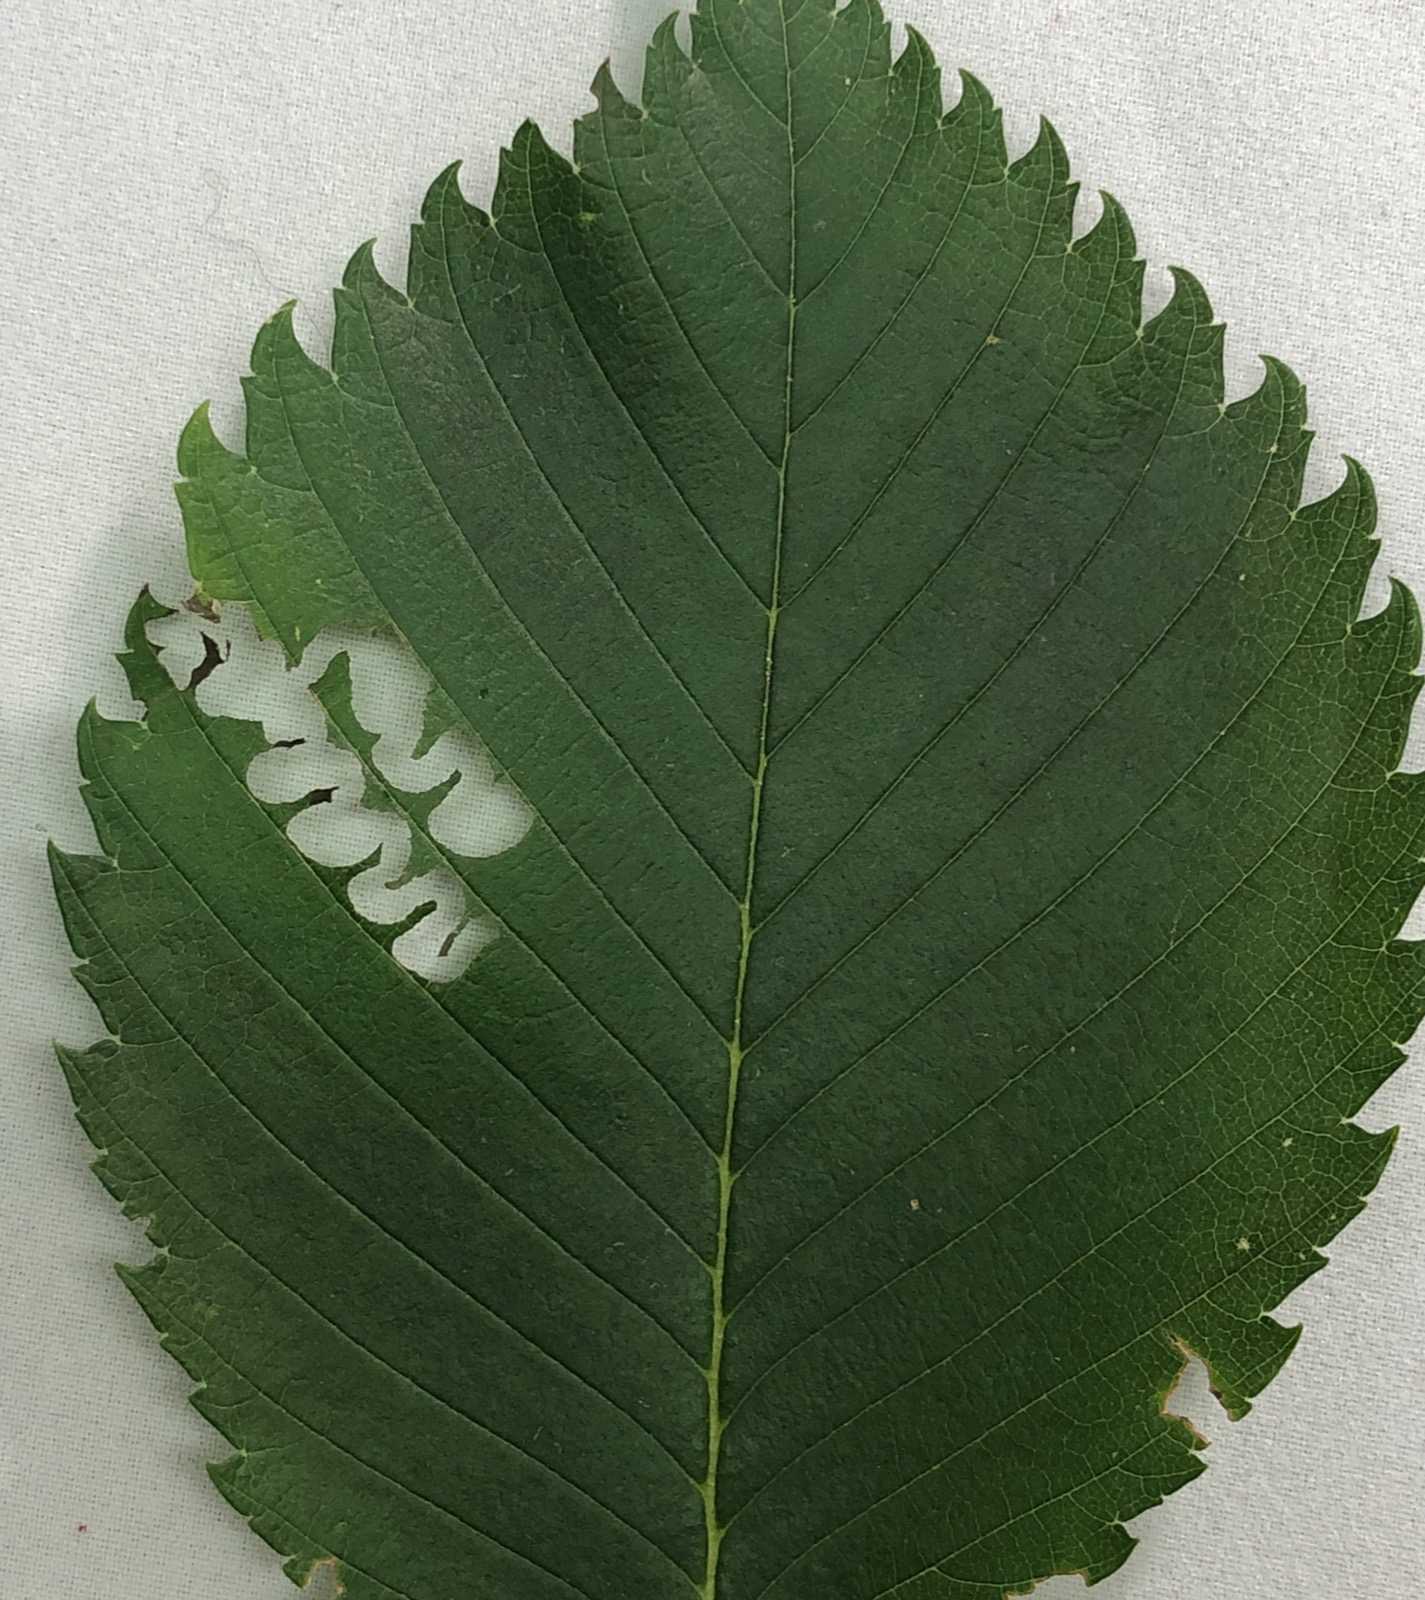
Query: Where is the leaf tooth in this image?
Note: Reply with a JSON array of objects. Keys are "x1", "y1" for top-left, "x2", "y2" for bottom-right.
[
  {"x1": 1335, "y1": 1026, "x2": 1410, "y2": 1128},
  {"x1": 232, "y1": 314, "x2": 317, "y2": 493},
  {"x1": 1227, "y1": 350, "x2": 1308, "y2": 437},
  {"x1": 1072, "y1": 1522, "x2": 1138, "y2": 1587},
  {"x1": 510, "y1": 114, "x2": 566, "y2": 168},
  {"x1": 331, "y1": 241, "x2": 408, "y2": 401},
  {"x1": 1004, "y1": 114, "x2": 1077, "y2": 264},
  {"x1": 47, "y1": 856, "x2": 161, "y2": 1102},
  {"x1": 1372, "y1": 577, "x2": 1424, "y2": 747},
  {"x1": 1355, "y1": 571, "x2": 1419, "y2": 653},
  {"x1": 1140, "y1": 269, "x2": 1223, "y2": 422},
  {"x1": 117, "y1": 588, "x2": 179, "y2": 703},
  {"x1": 1294, "y1": 452, "x2": 1376, "y2": 553},
  {"x1": 1145, "y1": 263, "x2": 1215, "y2": 340},
  {"x1": 408, "y1": 163, "x2": 487, "y2": 322},
  {"x1": 1163, "y1": 1314, "x2": 1302, "y2": 1425},
  {"x1": 175, "y1": 409, "x2": 279, "y2": 629},
  {"x1": 176, "y1": 398, "x2": 241, "y2": 482},
  {"x1": 1284, "y1": 456, "x2": 1393, "y2": 658},
  {"x1": 491, "y1": 119, "x2": 572, "y2": 251},
  {"x1": 1073, "y1": 192, "x2": 1146, "y2": 353},
  {"x1": 47, "y1": 841, "x2": 117, "y2": 970},
  {"x1": 46, "y1": 838, "x2": 107, "y2": 899},
  {"x1": 418, "y1": 159, "x2": 478, "y2": 228},
  {"x1": 851, "y1": 0, "x2": 895, "y2": 74},
  {"x1": 1008, "y1": 111, "x2": 1070, "y2": 186},
  {"x1": 1076, "y1": 187, "x2": 1137, "y2": 258},
  {"x1": 339, "y1": 237, "x2": 401, "y2": 303},
  {"x1": 1319, "y1": 469, "x2": 1389, "y2": 632},
  {"x1": 1336, "y1": 452, "x2": 1380, "y2": 528},
  {"x1": 639, "y1": 12, "x2": 694, "y2": 118},
  {"x1": 1316, "y1": 577, "x2": 1423, "y2": 801},
  {"x1": 245, "y1": 298, "x2": 297, "y2": 379},
  {"x1": 1222, "y1": 353, "x2": 1317, "y2": 512},
  {"x1": 895, "y1": 25, "x2": 943, "y2": 118},
  {"x1": 118, "y1": 1256, "x2": 208, "y2": 1377},
  {"x1": 1254, "y1": 349, "x2": 1308, "y2": 403},
  {"x1": 52, "y1": 1043, "x2": 134, "y2": 1198},
  {"x1": 947, "y1": 84, "x2": 1008, "y2": 194},
  {"x1": 590, "y1": 56, "x2": 634, "y2": 118},
  {"x1": 248, "y1": 299, "x2": 330, "y2": 401},
  {"x1": 945, "y1": 69, "x2": 1006, "y2": 167},
  {"x1": 1162, "y1": 1124, "x2": 1402, "y2": 1422},
  {"x1": 72, "y1": 718, "x2": 166, "y2": 878}
]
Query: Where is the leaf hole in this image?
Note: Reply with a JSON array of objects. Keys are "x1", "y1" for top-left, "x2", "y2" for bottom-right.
[
  {"x1": 186, "y1": 633, "x2": 228, "y2": 693},
  {"x1": 1164, "y1": 1336, "x2": 1231, "y2": 1443},
  {"x1": 300, "y1": 1557, "x2": 345, "y2": 1598},
  {"x1": 147, "y1": 602, "x2": 533, "y2": 983},
  {"x1": 1006, "y1": 1575, "x2": 1093, "y2": 1597}
]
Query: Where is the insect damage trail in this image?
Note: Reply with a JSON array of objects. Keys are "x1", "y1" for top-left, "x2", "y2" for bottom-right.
[{"x1": 148, "y1": 601, "x2": 532, "y2": 981}]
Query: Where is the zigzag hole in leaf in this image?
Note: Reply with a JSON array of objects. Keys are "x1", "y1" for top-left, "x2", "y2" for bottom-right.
[{"x1": 146, "y1": 601, "x2": 533, "y2": 982}]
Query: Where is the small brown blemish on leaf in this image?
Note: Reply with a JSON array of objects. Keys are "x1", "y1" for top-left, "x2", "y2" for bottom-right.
[
  {"x1": 305, "y1": 787, "x2": 337, "y2": 807},
  {"x1": 182, "y1": 592, "x2": 220, "y2": 622},
  {"x1": 272, "y1": 736, "x2": 306, "y2": 750},
  {"x1": 438, "y1": 925, "x2": 461, "y2": 959}
]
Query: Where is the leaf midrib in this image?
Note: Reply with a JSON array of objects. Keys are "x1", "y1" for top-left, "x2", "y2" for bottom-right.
[
  {"x1": 720, "y1": 516, "x2": 1405, "y2": 1591},
  {"x1": 698, "y1": 7, "x2": 801, "y2": 1596}
]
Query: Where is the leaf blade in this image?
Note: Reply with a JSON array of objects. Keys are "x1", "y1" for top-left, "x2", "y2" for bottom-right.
[{"x1": 56, "y1": 3, "x2": 1425, "y2": 1596}]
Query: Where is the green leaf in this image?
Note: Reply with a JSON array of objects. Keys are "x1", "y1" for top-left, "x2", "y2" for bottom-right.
[{"x1": 52, "y1": 1, "x2": 1425, "y2": 1595}]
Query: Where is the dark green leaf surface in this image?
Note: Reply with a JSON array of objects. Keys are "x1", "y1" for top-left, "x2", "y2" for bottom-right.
[{"x1": 53, "y1": 2, "x2": 1425, "y2": 1595}]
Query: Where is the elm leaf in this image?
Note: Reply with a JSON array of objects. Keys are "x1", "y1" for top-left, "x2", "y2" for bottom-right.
[{"x1": 52, "y1": 1, "x2": 1425, "y2": 1596}]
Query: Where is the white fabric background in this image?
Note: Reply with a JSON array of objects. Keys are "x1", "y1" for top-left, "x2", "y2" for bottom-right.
[{"x1": 3, "y1": 0, "x2": 1425, "y2": 1594}]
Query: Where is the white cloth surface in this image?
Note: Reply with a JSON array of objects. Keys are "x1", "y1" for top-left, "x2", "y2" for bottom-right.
[{"x1": 2, "y1": 0, "x2": 1424, "y2": 1594}]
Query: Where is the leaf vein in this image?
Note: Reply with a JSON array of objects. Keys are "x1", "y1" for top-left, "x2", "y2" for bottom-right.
[{"x1": 732, "y1": 637, "x2": 1409, "y2": 1521}]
